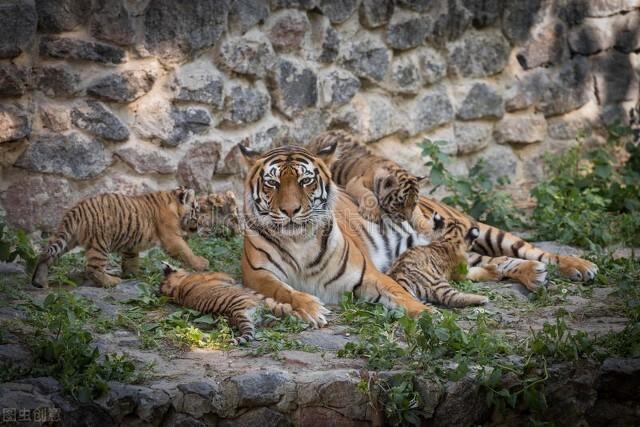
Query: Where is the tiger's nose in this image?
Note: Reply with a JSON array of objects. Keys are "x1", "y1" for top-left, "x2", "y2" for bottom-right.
[{"x1": 280, "y1": 204, "x2": 301, "y2": 218}]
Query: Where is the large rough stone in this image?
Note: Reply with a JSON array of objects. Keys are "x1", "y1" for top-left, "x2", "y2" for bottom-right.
[
  {"x1": 397, "y1": 0, "x2": 431, "y2": 12},
  {"x1": 222, "y1": 81, "x2": 270, "y2": 126},
  {"x1": 386, "y1": 9, "x2": 429, "y2": 50},
  {"x1": 334, "y1": 93, "x2": 403, "y2": 142},
  {"x1": 457, "y1": 83, "x2": 504, "y2": 121},
  {"x1": 516, "y1": 19, "x2": 567, "y2": 70},
  {"x1": 219, "y1": 407, "x2": 289, "y2": 427},
  {"x1": 546, "y1": 116, "x2": 593, "y2": 140},
  {"x1": 229, "y1": 371, "x2": 291, "y2": 408},
  {"x1": 39, "y1": 36, "x2": 126, "y2": 64},
  {"x1": 163, "y1": 413, "x2": 207, "y2": 427},
  {"x1": 406, "y1": 86, "x2": 454, "y2": 135},
  {"x1": 318, "y1": 67, "x2": 360, "y2": 108},
  {"x1": 461, "y1": 0, "x2": 501, "y2": 28},
  {"x1": 166, "y1": 107, "x2": 212, "y2": 147},
  {"x1": 584, "y1": 0, "x2": 640, "y2": 17},
  {"x1": 0, "y1": 64, "x2": 27, "y2": 97},
  {"x1": 597, "y1": 358, "x2": 640, "y2": 401},
  {"x1": 417, "y1": 47, "x2": 447, "y2": 85},
  {"x1": 97, "y1": 382, "x2": 171, "y2": 423},
  {"x1": 90, "y1": 0, "x2": 137, "y2": 46},
  {"x1": 229, "y1": 0, "x2": 269, "y2": 33},
  {"x1": 87, "y1": 70, "x2": 155, "y2": 103},
  {"x1": 71, "y1": 101, "x2": 129, "y2": 142},
  {"x1": 15, "y1": 133, "x2": 111, "y2": 180},
  {"x1": 432, "y1": 377, "x2": 490, "y2": 427},
  {"x1": 221, "y1": 31, "x2": 276, "y2": 78},
  {"x1": 266, "y1": 9, "x2": 310, "y2": 53},
  {"x1": 222, "y1": 46, "x2": 273, "y2": 85},
  {"x1": 475, "y1": 144, "x2": 518, "y2": 181},
  {"x1": 39, "y1": 103, "x2": 70, "y2": 132},
  {"x1": 297, "y1": 371, "x2": 370, "y2": 420},
  {"x1": 270, "y1": 0, "x2": 317, "y2": 10},
  {"x1": 447, "y1": 30, "x2": 509, "y2": 78},
  {"x1": 341, "y1": 35, "x2": 390, "y2": 82},
  {"x1": 115, "y1": 145, "x2": 176, "y2": 175},
  {"x1": 0, "y1": 0, "x2": 37, "y2": 58},
  {"x1": 359, "y1": 0, "x2": 393, "y2": 28},
  {"x1": 270, "y1": 57, "x2": 318, "y2": 118},
  {"x1": 568, "y1": 19, "x2": 612, "y2": 55},
  {"x1": 290, "y1": 109, "x2": 330, "y2": 143},
  {"x1": 453, "y1": 121, "x2": 492, "y2": 155},
  {"x1": 591, "y1": 51, "x2": 639, "y2": 104},
  {"x1": 504, "y1": 70, "x2": 550, "y2": 112},
  {"x1": 426, "y1": 0, "x2": 473, "y2": 46},
  {"x1": 35, "y1": 0, "x2": 89, "y2": 33},
  {"x1": 385, "y1": 53, "x2": 423, "y2": 94},
  {"x1": 144, "y1": 0, "x2": 229, "y2": 60},
  {"x1": 1, "y1": 175, "x2": 74, "y2": 232},
  {"x1": 494, "y1": 113, "x2": 547, "y2": 145},
  {"x1": 0, "y1": 104, "x2": 30, "y2": 143},
  {"x1": 172, "y1": 58, "x2": 224, "y2": 108},
  {"x1": 502, "y1": 0, "x2": 546, "y2": 44},
  {"x1": 318, "y1": 0, "x2": 358, "y2": 23},
  {"x1": 309, "y1": 14, "x2": 340, "y2": 63},
  {"x1": 177, "y1": 380, "x2": 222, "y2": 418},
  {"x1": 34, "y1": 65, "x2": 81, "y2": 98},
  {"x1": 537, "y1": 57, "x2": 591, "y2": 117}
]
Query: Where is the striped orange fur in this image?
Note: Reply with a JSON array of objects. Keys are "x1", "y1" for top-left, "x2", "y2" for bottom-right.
[
  {"x1": 160, "y1": 264, "x2": 292, "y2": 345},
  {"x1": 31, "y1": 188, "x2": 209, "y2": 288},
  {"x1": 387, "y1": 220, "x2": 491, "y2": 308}
]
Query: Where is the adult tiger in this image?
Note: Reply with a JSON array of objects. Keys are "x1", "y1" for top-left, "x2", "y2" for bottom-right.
[
  {"x1": 239, "y1": 144, "x2": 440, "y2": 327},
  {"x1": 310, "y1": 131, "x2": 598, "y2": 291}
]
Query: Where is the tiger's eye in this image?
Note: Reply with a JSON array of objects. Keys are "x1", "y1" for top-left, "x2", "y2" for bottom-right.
[
  {"x1": 299, "y1": 177, "x2": 314, "y2": 186},
  {"x1": 265, "y1": 179, "x2": 279, "y2": 188}
]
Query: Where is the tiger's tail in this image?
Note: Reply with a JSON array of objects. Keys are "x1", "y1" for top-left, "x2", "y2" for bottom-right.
[
  {"x1": 31, "y1": 215, "x2": 77, "y2": 288},
  {"x1": 428, "y1": 280, "x2": 488, "y2": 308}
]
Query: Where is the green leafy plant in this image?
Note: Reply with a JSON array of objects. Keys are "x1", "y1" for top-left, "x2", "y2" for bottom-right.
[
  {"x1": 531, "y1": 124, "x2": 640, "y2": 248},
  {"x1": 419, "y1": 139, "x2": 524, "y2": 230},
  {"x1": 23, "y1": 291, "x2": 137, "y2": 401},
  {"x1": 0, "y1": 216, "x2": 37, "y2": 272}
]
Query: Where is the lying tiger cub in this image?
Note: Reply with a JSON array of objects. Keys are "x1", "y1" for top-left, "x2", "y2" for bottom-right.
[
  {"x1": 32, "y1": 188, "x2": 209, "y2": 288},
  {"x1": 160, "y1": 263, "x2": 291, "y2": 344},
  {"x1": 388, "y1": 220, "x2": 501, "y2": 309}
]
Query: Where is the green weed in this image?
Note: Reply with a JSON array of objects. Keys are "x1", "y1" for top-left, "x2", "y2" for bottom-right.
[
  {"x1": 0, "y1": 215, "x2": 38, "y2": 272},
  {"x1": 419, "y1": 139, "x2": 524, "y2": 230}
]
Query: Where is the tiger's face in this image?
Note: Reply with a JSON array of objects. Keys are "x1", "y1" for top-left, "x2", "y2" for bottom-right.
[
  {"x1": 376, "y1": 169, "x2": 426, "y2": 223},
  {"x1": 435, "y1": 219, "x2": 480, "y2": 250},
  {"x1": 239, "y1": 144, "x2": 338, "y2": 236},
  {"x1": 173, "y1": 187, "x2": 200, "y2": 233}
]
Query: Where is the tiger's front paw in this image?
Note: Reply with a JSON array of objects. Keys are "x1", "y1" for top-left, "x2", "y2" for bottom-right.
[
  {"x1": 359, "y1": 203, "x2": 382, "y2": 223},
  {"x1": 516, "y1": 261, "x2": 548, "y2": 292},
  {"x1": 557, "y1": 255, "x2": 598, "y2": 281},
  {"x1": 291, "y1": 292, "x2": 330, "y2": 328},
  {"x1": 192, "y1": 256, "x2": 210, "y2": 271}
]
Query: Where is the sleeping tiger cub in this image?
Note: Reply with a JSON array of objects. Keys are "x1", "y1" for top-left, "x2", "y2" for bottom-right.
[
  {"x1": 308, "y1": 130, "x2": 435, "y2": 234},
  {"x1": 32, "y1": 188, "x2": 209, "y2": 288},
  {"x1": 160, "y1": 263, "x2": 291, "y2": 344},
  {"x1": 387, "y1": 220, "x2": 499, "y2": 308}
]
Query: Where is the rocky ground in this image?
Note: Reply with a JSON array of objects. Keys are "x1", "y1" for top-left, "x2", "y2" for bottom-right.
[{"x1": 0, "y1": 242, "x2": 638, "y2": 426}]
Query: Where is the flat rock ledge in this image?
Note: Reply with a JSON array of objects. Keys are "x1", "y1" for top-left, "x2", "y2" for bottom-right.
[{"x1": 0, "y1": 242, "x2": 637, "y2": 426}]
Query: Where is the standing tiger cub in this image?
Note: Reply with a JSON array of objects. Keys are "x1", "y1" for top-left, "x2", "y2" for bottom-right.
[
  {"x1": 32, "y1": 188, "x2": 209, "y2": 288},
  {"x1": 160, "y1": 264, "x2": 292, "y2": 345},
  {"x1": 387, "y1": 220, "x2": 501, "y2": 308}
]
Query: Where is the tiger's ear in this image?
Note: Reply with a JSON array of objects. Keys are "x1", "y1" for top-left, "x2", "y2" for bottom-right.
[
  {"x1": 415, "y1": 176, "x2": 428, "y2": 186},
  {"x1": 238, "y1": 143, "x2": 261, "y2": 168},
  {"x1": 176, "y1": 187, "x2": 196, "y2": 205},
  {"x1": 314, "y1": 141, "x2": 338, "y2": 167},
  {"x1": 161, "y1": 261, "x2": 177, "y2": 276}
]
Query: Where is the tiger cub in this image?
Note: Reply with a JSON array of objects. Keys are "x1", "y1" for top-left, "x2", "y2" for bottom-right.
[
  {"x1": 32, "y1": 188, "x2": 209, "y2": 289},
  {"x1": 160, "y1": 263, "x2": 292, "y2": 344},
  {"x1": 387, "y1": 220, "x2": 501, "y2": 308},
  {"x1": 308, "y1": 130, "x2": 436, "y2": 234},
  {"x1": 197, "y1": 191, "x2": 241, "y2": 236}
]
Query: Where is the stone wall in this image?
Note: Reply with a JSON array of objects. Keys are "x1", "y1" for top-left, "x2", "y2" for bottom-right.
[{"x1": 1, "y1": 0, "x2": 639, "y2": 232}]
